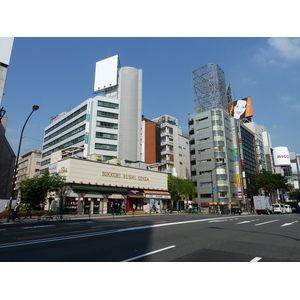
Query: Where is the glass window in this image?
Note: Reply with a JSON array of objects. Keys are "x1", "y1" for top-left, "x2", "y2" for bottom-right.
[{"x1": 95, "y1": 143, "x2": 117, "y2": 151}]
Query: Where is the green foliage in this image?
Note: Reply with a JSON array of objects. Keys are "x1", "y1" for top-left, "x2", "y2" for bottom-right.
[
  {"x1": 254, "y1": 170, "x2": 292, "y2": 199},
  {"x1": 19, "y1": 171, "x2": 66, "y2": 208},
  {"x1": 289, "y1": 190, "x2": 300, "y2": 201},
  {"x1": 168, "y1": 175, "x2": 197, "y2": 201}
]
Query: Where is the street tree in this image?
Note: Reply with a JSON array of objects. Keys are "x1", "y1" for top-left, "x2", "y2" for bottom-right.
[
  {"x1": 19, "y1": 171, "x2": 66, "y2": 208},
  {"x1": 289, "y1": 190, "x2": 300, "y2": 201},
  {"x1": 168, "y1": 175, "x2": 197, "y2": 206},
  {"x1": 254, "y1": 170, "x2": 292, "y2": 201}
]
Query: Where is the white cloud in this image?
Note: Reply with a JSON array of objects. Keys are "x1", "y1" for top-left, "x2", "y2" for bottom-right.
[
  {"x1": 254, "y1": 37, "x2": 300, "y2": 65},
  {"x1": 268, "y1": 37, "x2": 300, "y2": 61}
]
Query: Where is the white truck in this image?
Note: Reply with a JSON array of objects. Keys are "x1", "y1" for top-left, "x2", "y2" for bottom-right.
[{"x1": 253, "y1": 196, "x2": 273, "y2": 215}]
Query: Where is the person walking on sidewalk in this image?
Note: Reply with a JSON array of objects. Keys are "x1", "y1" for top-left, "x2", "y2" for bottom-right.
[
  {"x1": 13, "y1": 203, "x2": 20, "y2": 221},
  {"x1": 24, "y1": 203, "x2": 32, "y2": 219}
]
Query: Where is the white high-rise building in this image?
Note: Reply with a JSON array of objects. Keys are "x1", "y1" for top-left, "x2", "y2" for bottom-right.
[
  {"x1": 152, "y1": 115, "x2": 190, "y2": 179},
  {"x1": 40, "y1": 55, "x2": 142, "y2": 172}
]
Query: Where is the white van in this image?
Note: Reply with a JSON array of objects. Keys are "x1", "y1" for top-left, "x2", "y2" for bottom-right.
[
  {"x1": 272, "y1": 204, "x2": 285, "y2": 214},
  {"x1": 284, "y1": 204, "x2": 292, "y2": 214}
]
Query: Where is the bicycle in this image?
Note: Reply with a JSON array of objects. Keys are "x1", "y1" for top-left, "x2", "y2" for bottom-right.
[
  {"x1": 119, "y1": 208, "x2": 127, "y2": 215},
  {"x1": 161, "y1": 208, "x2": 169, "y2": 215},
  {"x1": 41, "y1": 213, "x2": 53, "y2": 221}
]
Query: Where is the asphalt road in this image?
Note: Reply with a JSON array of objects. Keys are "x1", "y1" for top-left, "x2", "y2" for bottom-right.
[{"x1": 1, "y1": 213, "x2": 300, "y2": 262}]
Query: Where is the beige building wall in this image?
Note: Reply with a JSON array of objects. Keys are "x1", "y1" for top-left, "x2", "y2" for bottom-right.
[
  {"x1": 16, "y1": 150, "x2": 42, "y2": 188},
  {"x1": 55, "y1": 157, "x2": 168, "y2": 191}
]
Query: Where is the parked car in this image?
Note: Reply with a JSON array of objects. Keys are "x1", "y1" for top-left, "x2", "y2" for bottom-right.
[
  {"x1": 272, "y1": 204, "x2": 285, "y2": 214},
  {"x1": 284, "y1": 204, "x2": 292, "y2": 214},
  {"x1": 231, "y1": 207, "x2": 242, "y2": 215},
  {"x1": 291, "y1": 207, "x2": 300, "y2": 213}
]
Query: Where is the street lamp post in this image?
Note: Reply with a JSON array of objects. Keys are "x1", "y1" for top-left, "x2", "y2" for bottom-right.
[{"x1": 7, "y1": 105, "x2": 39, "y2": 222}]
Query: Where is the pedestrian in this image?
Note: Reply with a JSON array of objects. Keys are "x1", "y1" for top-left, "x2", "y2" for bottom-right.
[
  {"x1": 13, "y1": 203, "x2": 20, "y2": 221},
  {"x1": 24, "y1": 203, "x2": 32, "y2": 219},
  {"x1": 188, "y1": 204, "x2": 193, "y2": 214}
]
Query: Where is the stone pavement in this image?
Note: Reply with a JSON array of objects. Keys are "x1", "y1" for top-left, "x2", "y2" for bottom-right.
[{"x1": 0, "y1": 211, "x2": 171, "y2": 227}]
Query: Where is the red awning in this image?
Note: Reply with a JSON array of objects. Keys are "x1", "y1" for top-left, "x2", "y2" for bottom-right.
[{"x1": 128, "y1": 195, "x2": 144, "y2": 198}]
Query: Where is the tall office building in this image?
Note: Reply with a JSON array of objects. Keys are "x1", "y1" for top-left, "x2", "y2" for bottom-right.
[
  {"x1": 40, "y1": 55, "x2": 142, "y2": 172},
  {"x1": 243, "y1": 122, "x2": 266, "y2": 172},
  {"x1": 189, "y1": 108, "x2": 235, "y2": 212},
  {"x1": 261, "y1": 126, "x2": 274, "y2": 173},
  {"x1": 237, "y1": 122, "x2": 260, "y2": 210},
  {"x1": 189, "y1": 63, "x2": 239, "y2": 212}
]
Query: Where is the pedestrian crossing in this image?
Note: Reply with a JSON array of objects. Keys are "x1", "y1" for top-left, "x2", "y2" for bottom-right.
[{"x1": 208, "y1": 216, "x2": 299, "y2": 228}]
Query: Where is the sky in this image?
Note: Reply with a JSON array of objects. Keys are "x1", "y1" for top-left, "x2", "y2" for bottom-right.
[{"x1": 2, "y1": 36, "x2": 300, "y2": 157}]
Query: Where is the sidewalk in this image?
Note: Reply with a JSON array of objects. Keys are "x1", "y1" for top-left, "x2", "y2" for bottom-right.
[{"x1": 0, "y1": 211, "x2": 169, "y2": 227}]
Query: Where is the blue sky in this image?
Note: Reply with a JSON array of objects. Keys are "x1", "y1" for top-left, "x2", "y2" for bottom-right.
[{"x1": 3, "y1": 37, "x2": 300, "y2": 157}]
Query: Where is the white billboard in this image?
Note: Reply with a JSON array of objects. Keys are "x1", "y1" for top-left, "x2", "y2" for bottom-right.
[
  {"x1": 0, "y1": 37, "x2": 14, "y2": 65},
  {"x1": 273, "y1": 146, "x2": 291, "y2": 166},
  {"x1": 94, "y1": 55, "x2": 119, "y2": 92}
]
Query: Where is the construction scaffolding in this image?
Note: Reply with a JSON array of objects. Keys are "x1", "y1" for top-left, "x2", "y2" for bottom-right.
[{"x1": 192, "y1": 63, "x2": 228, "y2": 113}]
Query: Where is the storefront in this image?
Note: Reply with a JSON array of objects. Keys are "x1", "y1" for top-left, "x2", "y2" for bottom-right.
[
  {"x1": 52, "y1": 157, "x2": 169, "y2": 214},
  {"x1": 127, "y1": 189, "x2": 145, "y2": 212},
  {"x1": 107, "y1": 194, "x2": 126, "y2": 214},
  {"x1": 65, "y1": 185, "x2": 128, "y2": 215},
  {"x1": 144, "y1": 190, "x2": 171, "y2": 212}
]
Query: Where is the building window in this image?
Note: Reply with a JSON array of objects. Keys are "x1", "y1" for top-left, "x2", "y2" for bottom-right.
[
  {"x1": 96, "y1": 132, "x2": 118, "y2": 140},
  {"x1": 98, "y1": 100, "x2": 119, "y2": 109},
  {"x1": 95, "y1": 143, "x2": 117, "y2": 151},
  {"x1": 43, "y1": 125, "x2": 86, "y2": 150},
  {"x1": 196, "y1": 127, "x2": 209, "y2": 134},
  {"x1": 97, "y1": 111, "x2": 118, "y2": 119},
  {"x1": 200, "y1": 194, "x2": 212, "y2": 198},
  {"x1": 96, "y1": 121, "x2": 118, "y2": 129},
  {"x1": 42, "y1": 135, "x2": 85, "y2": 158},
  {"x1": 196, "y1": 117, "x2": 208, "y2": 124},
  {"x1": 44, "y1": 115, "x2": 86, "y2": 142},
  {"x1": 197, "y1": 137, "x2": 210, "y2": 143},
  {"x1": 45, "y1": 105, "x2": 87, "y2": 135},
  {"x1": 198, "y1": 159, "x2": 212, "y2": 165}
]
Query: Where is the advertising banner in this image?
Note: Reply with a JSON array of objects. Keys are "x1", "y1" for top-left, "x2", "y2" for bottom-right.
[
  {"x1": 228, "y1": 97, "x2": 254, "y2": 120},
  {"x1": 273, "y1": 146, "x2": 291, "y2": 166}
]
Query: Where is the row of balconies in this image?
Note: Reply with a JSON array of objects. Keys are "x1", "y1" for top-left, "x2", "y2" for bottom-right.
[
  {"x1": 161, "y1": 150, "x2": 174, "y2": 155},
  {"x1": 161, "y1": 160, "x2": 175, "y2": 165},
  {"x1": 161, "y1": 140, "x2": 174, "y2": 146}
]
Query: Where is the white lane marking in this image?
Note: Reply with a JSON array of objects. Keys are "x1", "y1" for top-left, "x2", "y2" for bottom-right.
[
  {"x1": 255, "y1": 220, "x2": 280, "y2": 226},
  {"x1": 236, "y1": 221, "x2": 252, "y2": 224},
  {"x1": 208, "y1": 219, "x2": 228, "y2": 223},
  {"x1": 281, "y1": 221, "x2": 298, "y2": 227},
  {"x1": 121, "y1": 245, "x2": 176, "y2": 262},
  {"x1": 0, "y1": 215, "x2": 253, "y2": 249},
  {"x1": 22, "y1": 225, "x2": 55, "y2": 229},
  {"x1": 250, "y1": 257, "x2": 262, "y2": 262}
]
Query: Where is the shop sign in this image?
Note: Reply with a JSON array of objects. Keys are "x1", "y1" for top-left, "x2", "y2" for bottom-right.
[
  {"x1": 102, "y1": 171, "x2": 149, "y2": 182},
  {"x1": 109, "y1": 194, "x2": 124, "y2": 199},
  {"x1": 145, "y1": 194, "x2": 171, "y2": 199}
]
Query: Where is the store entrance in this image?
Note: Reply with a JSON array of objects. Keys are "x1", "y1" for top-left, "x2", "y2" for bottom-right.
[{"x1": 127, "y1": 198, "x2": 143, "y2": 212}]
